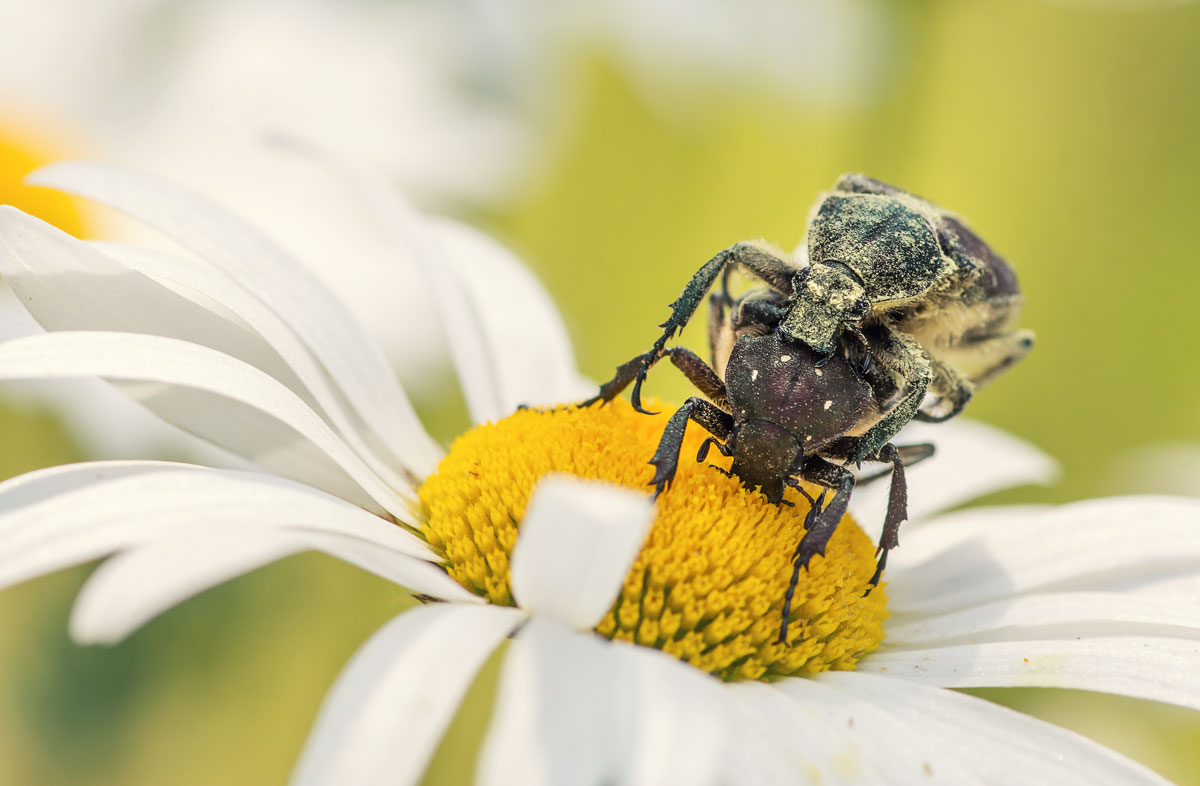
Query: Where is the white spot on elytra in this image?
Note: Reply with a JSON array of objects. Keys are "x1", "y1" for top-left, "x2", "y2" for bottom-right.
[
  {"x1": 814, "y1": 368, "x2": 823, "y2": 376},
  {"x1": 780, "y1": 355, "x2": 791, "y2": 363},
  {"x1": 805, "y1": 435, "x2": 812, "y2": 441},
  {"x1": 751, "y1": 369, "x2": 759, "y2": 381},
  {"x1": 823, "y1": 400, "x2": 832, "y2": 410}
]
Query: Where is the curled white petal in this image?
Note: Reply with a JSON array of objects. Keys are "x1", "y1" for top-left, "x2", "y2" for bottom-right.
[
  {"x1": 510, "y1": 475, "x2": 654, "y2": 630},
  {"x1": 0, "y1": 462, "x2": 431, "y2": 594},
  {"x1": 293, "y1": 604, "x2": 525, "y2": 786},
  {"x1": 293, "y1": 147, "x2": 506, "y2": 424},
  {"x1": 70, "y1": 527, "x2": 475, "y2": 645},
  {"x1": 429, "y1": 218, "x2": 595, "y2": 411},
  {"x1": 28, "y1": 160, "x2": 443, "y2": 478},
  {"x1": 90, "y1": 238, "x2": 427, "y2": 489},
  {"x1": 0, "y1": 331, "x2": 412, "y2": 519}
]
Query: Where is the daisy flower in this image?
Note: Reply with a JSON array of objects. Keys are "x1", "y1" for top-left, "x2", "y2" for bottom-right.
[
  {"x1": 1, "y1": 161, "x2": 1198, "y2": 785},
  {"x1": 0, "y1": 0, "x2": 888, "y2": 460}
]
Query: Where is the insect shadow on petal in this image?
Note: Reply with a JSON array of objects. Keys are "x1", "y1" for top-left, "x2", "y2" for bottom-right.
[{"x1": 584, "y1": 174, "x2": 1034, "y2": 644}]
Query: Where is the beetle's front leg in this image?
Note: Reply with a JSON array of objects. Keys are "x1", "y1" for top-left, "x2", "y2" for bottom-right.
[
  {"x1": 779, "y1": 457, "x2": 856, "y2": 643},
  {"x1": 584, "y1": 346, "x2": 729, "y2": 414},
  {"x1": 849, "y1": 325, "x2": 932, "y2": 463},
  {"x1": 647, "y1": 397, "x2": 734, "y2": 498},
  {"x1": 581, "y1": 351, "x2": 658, "y2": 408},
  {"x1": 632, "y1": 243, "x2": 798, "y2": 412}
]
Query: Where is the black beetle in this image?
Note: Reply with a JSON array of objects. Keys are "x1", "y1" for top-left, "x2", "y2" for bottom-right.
[{"x1": 586, "y1": 173, "x2": 1032, "y2": 643}]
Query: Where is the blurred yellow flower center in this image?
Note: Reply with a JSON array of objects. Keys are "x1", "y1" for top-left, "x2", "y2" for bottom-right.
[
  {"x1": 419, "y1": 400, "x2": 887, "y2": 681},
  {"x1": 0, "y1": 122, "x2": 88, "y2": 238}
]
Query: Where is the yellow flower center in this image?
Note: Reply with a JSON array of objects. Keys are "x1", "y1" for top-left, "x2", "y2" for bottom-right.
[
  {"x1": 419, "y1": 400, "x2": 887, "y2": 681},
  {"x1": 0, "y1": 120, "x2": 89, "y2": 238}
]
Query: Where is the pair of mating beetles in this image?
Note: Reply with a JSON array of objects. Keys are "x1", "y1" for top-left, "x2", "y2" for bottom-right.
[{"x1": 585, "y1": 174, "x2": 1033, "y2": 643}]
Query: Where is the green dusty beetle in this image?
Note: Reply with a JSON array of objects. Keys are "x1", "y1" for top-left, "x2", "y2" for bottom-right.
[{"x1": 586, "y1": 174, "x2": 1033, "y2": 643}]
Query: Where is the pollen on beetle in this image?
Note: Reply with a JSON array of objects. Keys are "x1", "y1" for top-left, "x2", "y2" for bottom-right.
[{"x1": 419, "y1": 400, "x2": 888, "y2": 681}]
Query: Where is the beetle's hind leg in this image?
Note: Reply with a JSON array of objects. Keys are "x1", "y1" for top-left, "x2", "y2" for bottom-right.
[
  {"x1": 853, "y1": 442, "x2": 934, "y2": 486},
  {"x1": 779, "y1": 457, "x2": 856, "y2": 644},
  {"x1": 647, "y1": 398, "x2": 734, "y2": 498},
  {"x1": 861, "y1": 443, "x2": 918, "y2": 592}
]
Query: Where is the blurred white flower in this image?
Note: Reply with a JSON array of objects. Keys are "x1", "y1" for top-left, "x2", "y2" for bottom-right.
[
  {"x1": 0, "y1": 162, "x2": 1197, "y2": 784},
  {"x1": 1107, "y1": 443, "x2": 1200, "y2": 498},
  {"x1": 0, "y1": 0, "x2": 896, "y2": 457}
]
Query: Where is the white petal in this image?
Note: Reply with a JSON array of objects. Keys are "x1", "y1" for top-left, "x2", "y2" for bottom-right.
[
  {"x1": 611, "y1": 644, "x2": 731, "y2": 786},
  {"x1": 298, "y1": 149, "x2": 506, "y2": 424},
  {"x1": 816, "y1": 672, "x2": 1172, "y2": 786},
  {"x1": 477, "y1": 617, "x2": 633, "y2": 786},
  {"x1": 0, "y1": 208, "x2": 293, "y2": 388},
  {"x1": 860, "y1": 636, "x2": 1200, "y2": 710},
  {"x1": 70, "y1": 526, "x2": 475, "y2": 645},
  {"x1": 884, "y1": 591, "x2": 1200, "y2": 648},
  {"x1": 850, "y1": 418, "x2": 1057, "y2": 528},
  {"x1": 70, "y1": 528, "x2": 305, "y2": 644},
  {"x1": 887, "y1": 496, "x2": 1200, "y2": 615},
  {"x1": 428, "y1": 218, "x2": 594, "y2": 411},
  {"x1": 766, "y1": 678, "x2": 987, "y2": 786},
  {"x1": 727, "y1": 681, "x2": 882, "y2": 785},
  {"x1": 0, "y1": 462, "x2": 432, "y2": 593},
  {"x1": 89, "y1": 238, "x2": 429, "y2": 488},
  {"x1": 0, "y1": 330, "x2": 412, "y2": 519},
  {"x1": 293, "y1": 604, "x2": 525, "y2": 786},
  {"x1": 510, "y1": 475, "x2": 654, "y2": 629},
  {"x1": 27, "y1": 161, "x2": 443, "y2": 478}
]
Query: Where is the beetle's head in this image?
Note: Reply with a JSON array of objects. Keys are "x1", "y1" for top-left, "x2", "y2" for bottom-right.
[
  {"x1": 779, "y1": 263, "x2": 867, "y2": 354},
  {"x1": 729, "y1": 419, "x2": 798, "y2": 506}
]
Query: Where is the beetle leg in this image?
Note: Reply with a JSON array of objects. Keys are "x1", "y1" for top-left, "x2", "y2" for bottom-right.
[
  {"x1": 914, "y1": 357, "x2": 973, "y2": 423},
  {"x1": 733, "y1": 296, "x2": 788, "y2": 332},
  {"x1": 647, "y1": 397, "x2": 734, "y2": 498},
  {"x1": 666, "y1": 347, "x2": 730, "y2": 410},
  {"x1": 785, "y1": 476, "x2": 818, "y2": 506},
  {"x1": 584, "y1": 346, "x2": 730, "y2": 413},
  {"x1": 707, "y1": 292, "x2": 732, "y2": 376},
  {"x1": 862, "y1": 443, "x2": 911, "y2": 592},
  {"x1": 916, "y1": 330, "x2": 1034, "y2": 423},
  {"x1": 697, "y1": 435, "x2": 733, "y2": 462},
  {"x1": 581, "y1": 350, "x2": 659, "y2": 408},
  {"x1": 848, "y1": 324, "x2": 932, "y2": 463},
  {"x1": 843, "y1": 324, "x2": 872, "y2": 373},
  {"x1": 851, "y1": 442, "x2": 934, "y2": 486},
  {"x1": 779, "y1": 489, "x2": 824, "y2": 644},
  {"x1": 632, "y1": 242, "x2": 799, "y2": 413},
  {"x1": 779, "y1": 457, "x2": 856, "y2": 644}
]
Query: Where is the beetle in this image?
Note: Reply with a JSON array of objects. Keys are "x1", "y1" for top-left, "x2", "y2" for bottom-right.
[
  {"x1": 585, "y1": 174, "x2": 1032, "y2": 643},
  {"x1": 586, "y1": 320, "x2": 930, "y2": 643},
  {"x1": 615, "y1": 173, "x2": 1033, "y2": 463}
]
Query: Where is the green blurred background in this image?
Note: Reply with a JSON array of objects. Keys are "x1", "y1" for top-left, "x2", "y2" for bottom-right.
[{"x1": 2, "y1": 1, "x2": 1200, "y2": 784}]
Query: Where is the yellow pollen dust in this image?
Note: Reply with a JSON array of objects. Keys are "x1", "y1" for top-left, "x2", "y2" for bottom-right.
[{"x1": 419, "y1": 400, "x2": 888, "y2": 681}]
